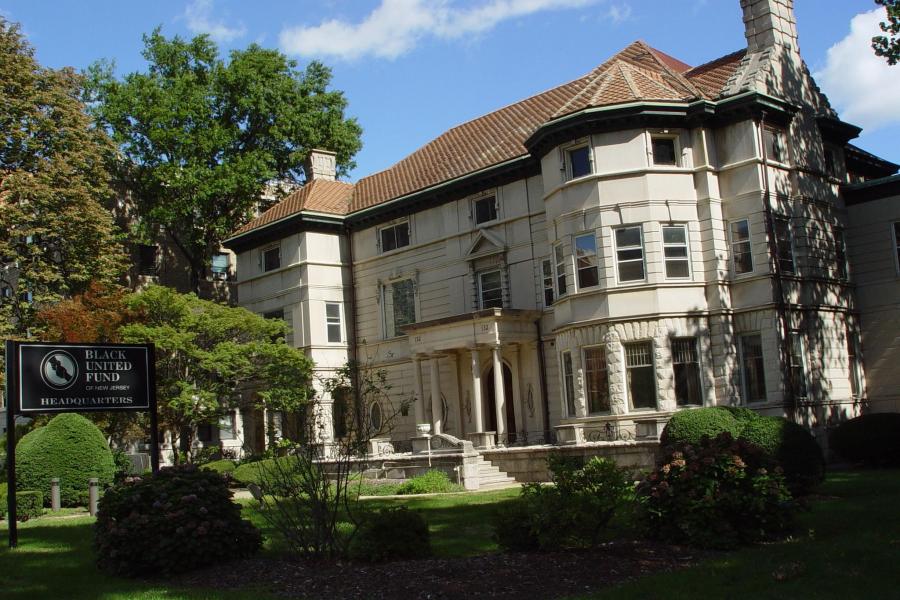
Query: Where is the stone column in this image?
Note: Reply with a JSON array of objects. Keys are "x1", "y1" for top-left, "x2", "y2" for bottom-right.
[
  {"x1": 470, "y1": 347, "x2": 485, "y2": 433},
  {"x1": 508, "y1": 345, "x2": 525, "y2": 441},
  {"x1": 530, "y1": 342, "x2": 544, "y2": 434},
  {"x1": 492, "y1": 345, "x2": 506, "y2": 443},
  {"x1": 430, "y1": 355, "x2": 443, "y2": 435},
  {"x1": 448, "y1": 352, "x2": 462, "y2": 435},
  {"x1": 605, "y1": 329, "x2": 627, "y2": 415},
  {"x1": 412, "y1": 355, "x2": 426, "y2": 426},
  {"x1": 573, "y1": 349, "x2": 588, "y2": 418}
]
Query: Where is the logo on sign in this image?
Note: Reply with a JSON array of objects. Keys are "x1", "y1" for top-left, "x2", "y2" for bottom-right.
[{"x1": 40, "y1": 350, "x2": 79, "y2": 390}]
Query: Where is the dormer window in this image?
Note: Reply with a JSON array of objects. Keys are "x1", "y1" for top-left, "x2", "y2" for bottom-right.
[
  {"x1": 379, "y1": 221, "x2": 410, "y2": 253},
  {"x1": 651, "y1": 136, "x2": 678, "y2": 166},
  {"x1": 473, "y1": 195, "x2": 498, "y2": 225}
]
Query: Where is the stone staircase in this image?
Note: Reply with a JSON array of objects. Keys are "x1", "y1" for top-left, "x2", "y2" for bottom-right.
[{"x1": 473, "y1": 455, "x2": 518, "y2": 490}]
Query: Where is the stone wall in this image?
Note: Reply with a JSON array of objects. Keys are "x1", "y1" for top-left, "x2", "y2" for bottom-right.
[{"x1": 482, "y1": 441, "x2": 658, "y2": 482}]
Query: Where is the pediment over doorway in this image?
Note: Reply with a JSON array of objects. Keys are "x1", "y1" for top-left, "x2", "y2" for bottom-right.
[{"x1": 465, "y1": 229, "x2": 506, "y2": 260}]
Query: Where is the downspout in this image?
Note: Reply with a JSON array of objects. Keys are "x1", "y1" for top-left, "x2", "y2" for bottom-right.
[
  {"x1": 756, "y1": 114, "x2": 795, "y2": 414},
  {"x1": 345, "y1": 225, "x2": 362, "y2": 427}
]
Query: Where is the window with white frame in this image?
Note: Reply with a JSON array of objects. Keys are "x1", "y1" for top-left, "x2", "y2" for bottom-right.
[
  {"x1": 478, "y1": 269, "x2": 503, "y2": 309},
  {"x1": 542, "y1": 259, "x2": 554, "y2": 307},
  {"x1": 369, "y1": 401, "x2": 383, "y2": 433},
  {"x1": 672, "y1": 337, "x2": 702, "y2": 406},
  {"x1": 730, "y1": 220, "x2": 753, "y2": 275},
  {"x1": 662, "y1": 225, "x2": 690, "y2": 279},
  {"x1": 473, "y1": 195, "x2": 498, "y2": 225},
  {"x1": 763, "y1": 125, "x2": 787, "y2": 163},
  {"x1": 562, "y1": 351, "x2": 576, "y2": 417},
  {"x1": 625, "y1": 341, "x2": 656, "y2": 410},
  {"x1": 739, "y1": 334, "x2": 766, "y2": 403},
  {"x1": 554, "y1": 243, "x2": 568, "y2": 296},
  {"x1": 383, "y1": 279, "x2": 416, "y2": 338},
  {"x1": 615, "y1": 226, "x2": 645, "y2": 282},
  {"x1": 651, "y1": 135, "x2": 678, "y2": 166},
  {"x1": 583, "y1": 347, "x2": 610, "y2": 414},
  {"x1": 846, "y1": 324, "x2": 863, "y2": 399},
  {"x1": 262, "y1": 246, "x2": 281, "y2": 272},
  {"x1": 789, "y1": 331, "x2": 808, "y2": 399},
  {"x1": 211, "y1": 253, "x2": 229, "y2": 280},
  {"x1": 325, "y1": 302, "x2": 342, "y2": 343},
  {"x1": 774, "y1": 218, "x2": 795, "y2": 274},
  {"x1": 218, "y1": 412, "x2": 236, "y2": 440},
  {"x1": 575, "y1": 232, "x2": 600, "y2": 289},
  {"x1": 893, "y1": 222, "x2": 900, "y2": 274},
  {"x1": 379, "y1": 221, "x2": 410, "y2": 253},
  {"x1": 565, "y1": 144, "x2": 592, "y2": 180}
]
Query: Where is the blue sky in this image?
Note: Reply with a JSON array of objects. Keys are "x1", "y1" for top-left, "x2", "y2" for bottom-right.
[{"x1": 2, "y1": 1, "x2": 897, "y2": 181}]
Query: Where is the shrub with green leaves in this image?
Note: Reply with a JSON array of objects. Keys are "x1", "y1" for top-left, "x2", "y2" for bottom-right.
[
  {"x1": 16, "y1": 414, "x2": 116, "y2": 506},
  {"x1": 232, "y1": 457, "x2": 301, "y2": 496},
  {"x1": 637, "y1": 432, "x2": 795, "y2": 549},
  {"x1": 493, "y1": 456, "x2": 631, "y2": 551},
  {"x1": 396, "y1": 470, "x2": 462, "y2": 495},
  {"x1": 830, "y1": 413, "x2": 900, "y2": 467},
  {"x1": 660, "y1": 406, "x2": 823, "y2": 496},
  {"x1": 348, "y1": 507, "x2": 431, "y2": 562},
  {"x1": 94, "y1": 465, "x2": 261, "y2": 576},
  {"x1": 0, "y1": 488, "x2": 43, "y2": 521}
]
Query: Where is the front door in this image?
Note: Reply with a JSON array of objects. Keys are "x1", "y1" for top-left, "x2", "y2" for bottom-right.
[{"x1": 484, "y1": 363, "x2": 516, "y2": 443}]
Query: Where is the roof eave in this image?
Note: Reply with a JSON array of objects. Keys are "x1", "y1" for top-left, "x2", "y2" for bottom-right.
[{"x1": 223, "y1": 210, "x2": 346, "y2": 252}]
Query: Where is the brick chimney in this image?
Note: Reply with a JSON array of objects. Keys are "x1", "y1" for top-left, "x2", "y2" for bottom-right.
[
  {"x1": 741, "y1": 0, "x2": 799, "y2": 54},
  {"x1": 303, "y1": 149, "x2": 337, "y2": 182}
]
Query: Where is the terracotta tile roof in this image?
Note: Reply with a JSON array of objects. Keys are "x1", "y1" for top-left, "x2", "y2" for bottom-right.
[
  {"x1": 232, "y1": 44, "x2": 751, "y2": 238},
  {"x1": 232, "y1": 179, "x2": 353, "y2": 236},
  {"x1": 683, "y1": 49, "x2": 746, "y2": 99}
]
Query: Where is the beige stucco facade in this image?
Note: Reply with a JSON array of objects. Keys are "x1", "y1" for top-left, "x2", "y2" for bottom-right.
[{"x1": 223, "y1": 0, "x2": 897, "y2": 455}]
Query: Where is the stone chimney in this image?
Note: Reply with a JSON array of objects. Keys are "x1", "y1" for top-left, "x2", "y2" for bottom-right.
[
  {"x1": 304, "y1": 149, "x2": 337, "y2": 182},
  {"x1": 741, "y1": 0, "x2": 799, "y2": 54}
]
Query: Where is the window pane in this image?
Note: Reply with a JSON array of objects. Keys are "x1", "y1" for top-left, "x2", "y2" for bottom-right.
[
  {"x1": 385, "y1": 279, "x2": 415, "y2": 337},
  {"x1": 731, "y1": 220, "x2": 750, "y2": 242},
  {"x1": 618, "y1": 261, "x2": 645, "y2": 282},
  {"x1": 616, "y1": 227, "x2": 642, "y2": 248},
  {"x1": 569, "y1": 146, "x2": 591, "y2": 179},
  {"x1": 542, "y1": 259, "x2": 554, "y2": 307},
  {"x1": 665, "y1": 260, "x2": 690, "y2": 278},
  {"x1": 218, "y1": 413, "x2": 235, "y2": 440},
  {"x1": 380, "y1": 227, "x2": 396, "y2": 252},
  {"x1": 584, "y1": 347, "x2": 609, "y2": 413},
  {"x1": 395, "y1": 223, "x2": 410, "y2": 248},
  {"x1": 263, "y1": 247, "x2": 280, "y2": 271},
  {"x1": 764, "y1": 127, "x2": 785, "y2": 162},
  {"x1": 326, "y1": 303, "x2": 340, "y2": 319},
  {"x1": 479, "y1": 270, "x2": 503, "y2": 309},
  {"x1": 474, "y1": 197, "x2": 497, "y2": 224},
  {"x1": 554, "y1": 244, "x2": 567, "y2": 295},
  {"x1": 774, "y1": 219, "x2": 795, "y2": 274},
  {"x1": 575, "y1": 234, "x2": 599, "y2": 289},
  {"x1": 625, "y1": 342, "x2": 655, "y2": 410},
  {"x1": 652, "y1": 138, "x2": 677, "y2": 166},
  {"x1": 662, "y1": 226, "x2": 686, "y2": 244},
  {"x1": 741, "y1": 335, "x2": 766, "y2": 402},
  {"x1": 672, "y1": 338, "x2": 701, "y2": 406},
  {"x1": 562, "y1": 352, "x2": 576, "y2": 416},
  {"x1": 138, "y1": 244, "x2": 158, "y2": 275},
  {"x1": 789, "y1": 332, "x2": 807, "y2": 399}
]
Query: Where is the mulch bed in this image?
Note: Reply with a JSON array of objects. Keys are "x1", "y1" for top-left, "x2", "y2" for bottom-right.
[{"x1": 173, "y1": 541, "x2": 702, "y2": 599}]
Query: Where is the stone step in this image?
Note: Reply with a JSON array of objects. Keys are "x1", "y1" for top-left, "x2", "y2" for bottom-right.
[{"x1": 473, "y1": 456, "x2": 517, "y2": 489}]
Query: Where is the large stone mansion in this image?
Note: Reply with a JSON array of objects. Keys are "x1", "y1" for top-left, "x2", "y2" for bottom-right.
[{"x1": 218, "y1": 0, "x2": 899, "y2": 462}]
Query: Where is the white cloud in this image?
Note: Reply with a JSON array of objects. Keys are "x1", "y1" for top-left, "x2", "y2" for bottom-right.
[
  {"x1": 279, "y1": 0, "x2": 603, "y2": 61},
  {"x1": 605, "y1": 3, "x2": 631, "y2": 25},
  {"x1": 183, "y1": 0, "x2": 246, "y2": 43},
  {"x1": 814, "y1": 9, "x2": 900, "y2": 131}
]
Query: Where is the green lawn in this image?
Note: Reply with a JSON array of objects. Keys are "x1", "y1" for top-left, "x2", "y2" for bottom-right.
[
  {"x1": 1, "y1": 472, "x2": 898, "y2": 600},
  {"x1": 580, "y1": 469, "x2": 900, "y2": 600}
]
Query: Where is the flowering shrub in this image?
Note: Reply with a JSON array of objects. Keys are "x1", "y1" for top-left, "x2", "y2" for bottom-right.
[
  {"x1": 94, "y1": 465, "x2": 261, "y2": 576},
  {"x1": 493, "y1": 456, "x2": 632, "y2": 551},
  {"x1": 637, "y1": 432, "x2": 795, "y2": 549}
]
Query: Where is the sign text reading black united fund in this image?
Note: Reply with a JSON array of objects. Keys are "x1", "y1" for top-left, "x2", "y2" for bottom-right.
[{"x1": 17, "y1": 343, "x2": 152, "y2": 413}]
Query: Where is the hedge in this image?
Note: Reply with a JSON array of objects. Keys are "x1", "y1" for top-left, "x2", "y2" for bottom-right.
[
  {"x1": 202, "y1": 459, "x2": 237, "y2": 475},
  {"x1": 660, "y1": 406, "x2": 824, "y2": 496},
  {"x1": 830, "y1": 413, "x2": 900, "y2": 467},
  {"x1": 0, "y1": 489, "x2": 43, "y2": 521},
  {"x1": 16, "y1": 414, "x2": 116, "y2": 507}
]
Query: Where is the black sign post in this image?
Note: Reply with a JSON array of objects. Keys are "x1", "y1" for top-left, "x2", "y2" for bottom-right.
[{"x1": 5, "y1": 341, "x2": 157, "y2": 548}]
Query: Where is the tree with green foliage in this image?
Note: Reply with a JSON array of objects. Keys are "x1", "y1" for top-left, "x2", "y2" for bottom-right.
[
  {"x1": 873, "y1": 0, "x2": 900, "y2": 65},
  {"x1": 87, "y1": 29, "x2": 363, "y2": 292},
  {"x1": 119, "y1": 285, "x2": 314, "y2": 462},
  {"x1": 0, "y1": 18, "x2": 126, "y2": 346}
]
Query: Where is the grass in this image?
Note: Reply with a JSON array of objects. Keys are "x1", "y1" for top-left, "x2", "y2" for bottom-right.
[
  {"x1": 577, "y1": 469, "x2": 900, "y2": 600},
  {"x1": 1, "y1": 471, "x2": 898, "y2": 599}
]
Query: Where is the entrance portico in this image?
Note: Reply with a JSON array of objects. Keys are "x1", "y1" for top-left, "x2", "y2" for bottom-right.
[{"x1": 404, "y1": 308, "x2": 543, "y2": 448}]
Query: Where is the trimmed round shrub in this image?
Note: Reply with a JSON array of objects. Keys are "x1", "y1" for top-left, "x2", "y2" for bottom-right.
[
  {"x1": 16, "y1": 414, "x2": 116, "y2": 507},
  {"x1": 396, "y1": 470, "x2": 461, "y2": 495},
  {"x1": 232, "y1": 457, "x2": 300, "y2": 496},
  {"x1": 830, "y1": 413, "x2": 900, "y2": 467},
  {"x1": 637, "y1": 433, "x2": 796, "y2": 549},
  {"x1": 348, "y1": 507, "x2": 430, "y2": 562},
  {"x1": 661, "y1": 407, "x2": 823, "y2": 496},
  {"x1": 0, "y1": 490, "x2": 43, "y2": 521},
  {"x1": 659, "y1": 407, "x2": 742, "y2": 447},
  {"x1": 741, "y1": 416, "x2": 824, "y2": 496},
  {"x1": 94, "y1": 465, "x2": 261, "y2": 576}
]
